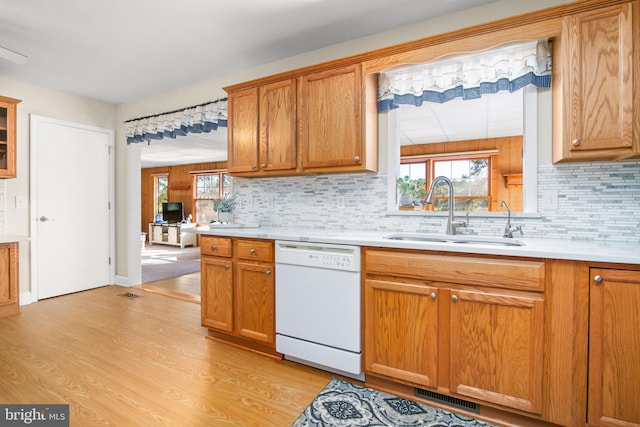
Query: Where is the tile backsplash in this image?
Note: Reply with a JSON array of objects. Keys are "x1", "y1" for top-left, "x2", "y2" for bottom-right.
[{"x1": 233, "y1": 161, "x2": 640, "y2": 244}]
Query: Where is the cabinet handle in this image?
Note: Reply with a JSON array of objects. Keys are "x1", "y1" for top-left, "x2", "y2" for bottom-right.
[
  {"x1": 354, "y1": 155, "x2": 360, "y2": 162},
  {"x1": 451, "y1": 295, "x2": 458, "y2": 302},
  {"x1": 224, "y1": 264, "x2": 230, "y2": 270},
  {"x1": 429, "y1": 292, "x2": 436, "y2": 300},
  {"x1": 594, "y1": 275, "x2": 603, "y2": 284},
  {"x1": 261, "y1": 163, "x2": 266, "y2": 168},
  {"x1": 572, "y1": 139, "x2": 581, "y2": 147},
  {"x1": 210, "y1": 245, "x2": 217, "y2": 251},
  {"x1": 251, "y1": 164, "x2": 257, "y2": 169},
  {"x1": 249, "y1": 249, "x2": 256, "y2": 254},
  {"x1": 265, "y1": 270, "x2": 272, "y2": 275}
]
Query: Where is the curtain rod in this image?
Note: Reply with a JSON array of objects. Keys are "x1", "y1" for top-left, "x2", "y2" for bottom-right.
[{"x1": 124, "y1": 97, "x2": 228, "y2": 123}]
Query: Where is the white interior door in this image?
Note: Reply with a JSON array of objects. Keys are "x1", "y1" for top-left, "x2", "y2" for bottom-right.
[{"x1": 31, "y1": 115, "x2": 114, "y2": 299}]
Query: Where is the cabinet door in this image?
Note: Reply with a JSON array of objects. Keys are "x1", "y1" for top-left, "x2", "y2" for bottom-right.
[
  {"x1": 259, "y1": 79, "x2": 297, "y2": 172},
  {"x1": 201, "y1": 257, "x2": 234, "y2": 332},
  {"x1": 0, "y1": 243, "x2": 18, "y2": 318},
  {"x1": 558, "y1": 2, "x2": 638, "y2": 162},
  {"x1": 449, "y1": 289, "x2": 544, "y2": 414},
  {"x1": 300, "y1": 64, "x2": 363, "y2": 171},
  {"x1": 0, "y1": 97, "x2": 20, "y2": 178},
  {"x1": 228, "y1": 87, "x2": 259, "y2": 173},
  {"x1": 235, "y1": 262, "x2": 275, "y2": 345},
  {"x1": 168, "y1": 226, "x2": 179, "y2": 245},
  {"x1": 588, "y1": 268, "x2": 640, "y2": 427},
  {"x1": 364, "y1": 279, "x2": 439, "y2": 387}
]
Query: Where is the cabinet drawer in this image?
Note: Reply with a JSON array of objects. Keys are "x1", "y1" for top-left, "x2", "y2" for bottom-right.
[
  {"x1": 201, "y1": 236, "x2": 232, "y2": 257},
  {"x1": 365, "y1": 250, "x2": 545, "y2": 292},
  {"x1": 235, "y1": 239, "x2": 274, "y2": 262}
]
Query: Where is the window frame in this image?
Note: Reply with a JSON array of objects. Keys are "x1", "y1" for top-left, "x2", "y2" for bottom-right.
[
  {"x1": 400, "y1": 153, "x2": 494, "y2": 212},
  {"x1": 192, "y1": 170, "x2": 231, "y2": 224}
]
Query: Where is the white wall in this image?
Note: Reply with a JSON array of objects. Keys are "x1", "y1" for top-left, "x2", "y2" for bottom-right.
[{"x1": 0, "y1": 75, "x2": 116, "y2": 295}]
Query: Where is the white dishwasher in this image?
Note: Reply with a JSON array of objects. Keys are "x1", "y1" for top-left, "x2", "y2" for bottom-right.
[{"x1": 275, "y1": 240, "x2": 363, "y2": 380}]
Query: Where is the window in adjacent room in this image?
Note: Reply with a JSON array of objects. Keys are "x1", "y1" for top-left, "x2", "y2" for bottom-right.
[
  {"x1": 154, "y1": 174, "x2": 169, "y2": 219},
  {"x1": 193, "y1": 171, "x2": 231, "y2": 223}
]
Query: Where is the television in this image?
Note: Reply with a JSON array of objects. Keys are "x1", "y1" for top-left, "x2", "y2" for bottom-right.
[{"x1": 162, "y1": 202, "x2": 184, "y2": 223}]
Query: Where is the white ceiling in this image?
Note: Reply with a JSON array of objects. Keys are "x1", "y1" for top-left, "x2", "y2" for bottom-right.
[{"x1": 1, "y1": 0, "x2": 512, "y2": 167}]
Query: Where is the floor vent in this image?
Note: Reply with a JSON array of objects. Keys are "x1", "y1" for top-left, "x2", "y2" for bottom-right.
[
  {"x1": 414, "y1": 388, "x2": 479, "y2": 414},
  {"x1": 119, "y1": 292, "x2": 142, "y2": 299}
]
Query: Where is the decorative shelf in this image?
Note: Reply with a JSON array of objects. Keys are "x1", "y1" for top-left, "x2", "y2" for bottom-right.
[
  {"x1": 168, "y1": 185, "x2": 191, "y2": 191},
  {"x1": 503, "y1": 174, "x2": 523, "y2": 188}
]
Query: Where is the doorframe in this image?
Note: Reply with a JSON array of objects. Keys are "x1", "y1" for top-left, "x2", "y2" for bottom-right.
[
  {"x1": 30, "y1": 114, "x2": 115, "y2": 300},
  {"x1": 125, "y1": 141, "x2": 142, "y2": 286}
]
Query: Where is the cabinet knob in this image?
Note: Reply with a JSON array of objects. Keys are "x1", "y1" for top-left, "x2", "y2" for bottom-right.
[
  {"x1": 429, "y1": 292, "x2": 436, "y2": 300},
  {"x1": 224, "y1": 264, "x2": 230, "y2": 270},
  {"x1": 249, "y1": 249, "x2": 256, "y2": 254},
  {"x1": 451, "y1": 295, "x2": 459, "y2": 302},
  {"x1": 354, "y1": 155, "x2": 360, "y2": 162},
  {"x1": 261, "y1": 163, "x2": 266, "y2": 168},
  {"x1": 572, "y1": 139, "x2": 581, "y2": 147},
  {"x1": 265, "y1": 270, "x2": 272, "y2": 275},
  {"x1": 210, "y1": 245, "x2": 217, "y2": 251},
  {"x1": 252, "y1": 164, "x2": 257, "y2": 169},
  {"x1": 594, "y1": 275, "x2": 603, "y2": 284}
]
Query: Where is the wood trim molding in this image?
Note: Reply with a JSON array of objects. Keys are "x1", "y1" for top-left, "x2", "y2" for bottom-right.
[{"x1": 223, "y1": 0, "x2": 631, "y2": 92}]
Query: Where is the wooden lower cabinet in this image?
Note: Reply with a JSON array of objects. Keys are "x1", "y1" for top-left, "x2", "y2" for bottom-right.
[
  {"x1": 588, "y1": 267, "x2": 640, "y2": 427},
  {"x1": 0, "y1": 242, "x2": 19, "y2": 318},
  {"x1": 200, "y1": 236, "x2": 278, "y2": 357},
  {"x1": 363, "y1": 248, "x2": 587, "y2": 427}
]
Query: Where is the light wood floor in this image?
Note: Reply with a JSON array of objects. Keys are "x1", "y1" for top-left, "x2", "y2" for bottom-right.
[
  {"x1": 139, "y1": 272, "x2": 201, "y2": 304},
  {"x1": 0, "y1": 285, "x2": 335, "y2": 426}
]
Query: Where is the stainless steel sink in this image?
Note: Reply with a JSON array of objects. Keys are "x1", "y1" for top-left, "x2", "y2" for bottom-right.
[
  {"x1": 383, "y1": 233, "x2": 525, "y2": 247},
  {"x1": 383, "y1": 233, "x2": 451, "y2": 243}
]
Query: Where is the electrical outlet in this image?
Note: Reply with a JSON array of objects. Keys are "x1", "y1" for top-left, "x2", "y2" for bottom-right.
[{"x1": 542, "y1": 189, "x2": 558, "y2": 210}]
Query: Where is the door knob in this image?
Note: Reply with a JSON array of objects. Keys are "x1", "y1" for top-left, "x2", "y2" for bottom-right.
[
  {"x1": 429, "y1": 292, "x2": 436, "y2": 300},
  {"x1": 249, "y1": 249, "x2": 255, "y2": 254},
  {"x1": 572, "y1": 139, "x2": 581, "y2": 147},
  {"x1": 451, "y1": 295, "x2": 459, "y2": 302},
  {"x1": 265, "y1": 270, "x2": 272, "y2": 275},
  {"x1": 593, "y1": 275, "x2": 603, "y2": 283}
]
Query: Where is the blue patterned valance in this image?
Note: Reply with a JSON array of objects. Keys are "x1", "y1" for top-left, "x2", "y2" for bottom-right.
[
  {"x1": 125, "y1": 98, "x2": 227, "y2": 144},
  {"x1": 378, "y1": 40, "x2": 551, "y2": 111}
]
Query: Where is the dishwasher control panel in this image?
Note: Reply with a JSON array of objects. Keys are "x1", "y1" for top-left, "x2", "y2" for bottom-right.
[{"x1": 275, "y1": 240, "x2": 361, "y2": 272}]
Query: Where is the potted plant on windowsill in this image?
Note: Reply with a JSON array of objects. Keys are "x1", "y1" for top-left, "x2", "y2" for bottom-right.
[
  {"x1": 396, "y1": 176, "x2": 426, "y2": 207},
  {"x1": 212, "y1": 194, "x2": 238, "y2": 224}
]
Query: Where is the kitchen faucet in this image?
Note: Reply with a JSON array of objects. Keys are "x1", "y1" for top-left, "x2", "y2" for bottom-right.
[
  {"x1": 425, "y1": 176, "x2": 468, "y2": 235},
  {"x1": 499, "y1": 201, "x2": 523, "y2": 238}
]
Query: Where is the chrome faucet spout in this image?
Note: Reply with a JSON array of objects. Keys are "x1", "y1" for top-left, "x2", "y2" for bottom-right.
[
  {"x1": 426, "y1": 176, "x2": 466, "y2": 235},
  {"x1": 500, "y1": 201, "x2": 522, "y2": 238}
]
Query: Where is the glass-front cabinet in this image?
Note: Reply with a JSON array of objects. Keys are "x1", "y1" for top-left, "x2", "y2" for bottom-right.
[{"x1": 0, "y1": 96, "x2": 21, "y2": 178}]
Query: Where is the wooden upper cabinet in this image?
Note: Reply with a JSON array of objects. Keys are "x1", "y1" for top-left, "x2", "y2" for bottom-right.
[
  {"x1": 227, "y1": 87, "x2": 259, "y2": 174},
  {"x1": 300, "y1": 64, "x2": 376, "y2": 173},
  {"x1": 0, "y1": 96, "x2": 21, "y2": 179},
  {"x1": 555, "y1": 1, "x2": 639, "y2": 162},
  {"x1": 259, "y1": 79, "x2": 297, "y2": 174}
]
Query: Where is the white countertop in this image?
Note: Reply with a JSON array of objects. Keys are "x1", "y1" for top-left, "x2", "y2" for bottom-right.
[
  {"x1": 193, "y1": 226, "x2": 640, "y2": 265},
  {"x1": 0, "y1": 234, "x2": 29, "y2": 244}
]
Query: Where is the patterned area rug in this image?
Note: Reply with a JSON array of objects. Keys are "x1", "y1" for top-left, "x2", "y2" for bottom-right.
[{"x1": 292, "y1": 378, "x2": 496, "y2": 427}]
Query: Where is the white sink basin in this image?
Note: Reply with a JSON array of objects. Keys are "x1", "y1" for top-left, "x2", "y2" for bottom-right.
[{"x1": 383, "y1": 233, "x2": 525, "y2": 247}]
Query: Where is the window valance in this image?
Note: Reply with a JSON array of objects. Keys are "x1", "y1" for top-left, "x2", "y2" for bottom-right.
[
  {"x1": 125, "y1": 98, "x2": 227, "y2": 144},
  {"x1": 378, "y1": 40, "x2": 551, "y2": 111}
]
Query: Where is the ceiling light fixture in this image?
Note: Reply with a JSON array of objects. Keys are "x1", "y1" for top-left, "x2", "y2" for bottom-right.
[{"x1": 0, "y1": 45, "x2": 28, "y2": 65}]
